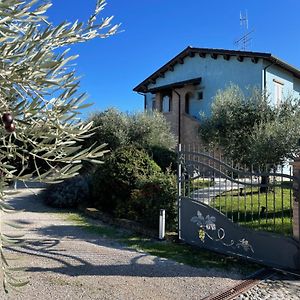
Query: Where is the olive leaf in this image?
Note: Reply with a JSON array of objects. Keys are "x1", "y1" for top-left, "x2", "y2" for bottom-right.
[{"x1": 0, "y1": 0, "x2": 119, "y2": 293}]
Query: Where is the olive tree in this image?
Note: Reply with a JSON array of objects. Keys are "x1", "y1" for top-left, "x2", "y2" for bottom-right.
[
  {"x1": 0, "y1": 0, "x2": 119, "y2": 292},
  {"x1": 248, "y1": 97, "x2": 300, "y2": 165},
  {"x1": 81, "y1": 109, "x2": 177, "y2": 173},
  {"x1": 86, "y1": 108, "x2": 176, "y2": 152},
  {"x1": 199, "y1": 85, "x2": 300, "y2": 186}
]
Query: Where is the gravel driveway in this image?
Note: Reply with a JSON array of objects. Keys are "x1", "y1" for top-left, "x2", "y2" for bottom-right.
[{"x1": 0, "y1": 189, "x2": 246, "y2": 300}]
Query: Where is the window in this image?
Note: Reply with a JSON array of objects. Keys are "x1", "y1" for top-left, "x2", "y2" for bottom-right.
[
  {"x1": 197, "y1": 91, "x2": 203, "y2": 100},
  {"x1": 185, "y1": 93, "x2": 190, "y2": 114},
  {"x1": 274, "y1": 79, "x2": 284, "y2": 106},
  {"x1": 162, "y1": 94, "x2": 171, "y2": 112},
  {"x1": 185, "y1": 92, "x2": 196, "y2": 115}
]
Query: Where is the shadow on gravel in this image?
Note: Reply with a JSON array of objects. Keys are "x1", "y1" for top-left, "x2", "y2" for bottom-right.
[
  {"x1": 7, "y1": 239, "x2": 242, "y2": 279},
  {"x1": 7, "y1": 189, "x2": 72, "y2": 214},
  {"x1": 5, "y1": 190, "x2": 245, "y2": 280},
  {"x1": 14, "y1": 219, "x2": 33, "y2": 225}
]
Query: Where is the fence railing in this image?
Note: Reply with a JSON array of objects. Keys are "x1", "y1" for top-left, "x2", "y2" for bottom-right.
[{"x1": 178, "y1": 145, "x2": 294, "y2": 236}]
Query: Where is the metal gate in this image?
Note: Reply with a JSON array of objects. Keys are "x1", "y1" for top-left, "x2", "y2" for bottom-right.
[{"x1": 178, "y1": 145, "x2": 300, "y2": 271}]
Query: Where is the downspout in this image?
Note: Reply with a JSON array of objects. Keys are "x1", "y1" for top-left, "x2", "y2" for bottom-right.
[{"x1": 174, "y1": 89, "x2": 181, "y2": 144}]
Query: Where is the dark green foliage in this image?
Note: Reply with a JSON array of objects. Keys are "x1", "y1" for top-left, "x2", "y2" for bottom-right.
[
  {"x1": 43, "y1": 176, "x2": 90, "y2": 208},
  {"x1": 85, "y1": 108, "x2": 176, "y2": 152},
  {"x1": 90, "y1": 146, "x2": 178, "y2": 230},
  {"x1": 147, "y1": 145, "x2": 177, "y2": 172},
  {"x1": 199, "y1": 85, "x2": 300, "y2": 168},
  {"x1": 91, "y1": 146, "x2": 161, "y2": 214},
  {"x1": 86, "y1": 108, "x2": 129, "y2": 151},
  {"x1": 127, "y1": 111, "x2": 176, "y2": 150},
  {"x1": 86, "y1": 110, "x2": 178, "y2": 230},
  {"x1": 129, "y1": 172, "x2": 177, "y2": 231},
  {"x1": 199, "y1": 86, "x2": 272, "y2": 167},
  {"x1": 248, "y1": 99, "x2": 300, "y2": 166}
]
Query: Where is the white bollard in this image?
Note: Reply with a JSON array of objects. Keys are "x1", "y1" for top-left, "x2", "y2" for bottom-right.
[{"x1": 159, "y1": 209, "x2": 165, "y2": 240}]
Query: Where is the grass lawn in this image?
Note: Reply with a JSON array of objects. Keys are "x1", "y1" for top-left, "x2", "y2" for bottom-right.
[
  {"x1": 212, "y1": 186, "x2": 293, "y2": 235},
  {"x1": 187, "y1": 178, "x2": 213, "y2": 193},
  {"x1": 64, "y1": 212, "x2": 258, "y2": 275}
]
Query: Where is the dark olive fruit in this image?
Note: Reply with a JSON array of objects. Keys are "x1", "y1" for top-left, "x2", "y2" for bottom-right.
[
  {"x1": 2, "y1": 113, "x2": 13, "y2": 124},
  {"x1": 4, "y1": 122, "x2": 15, "y2": 133}
]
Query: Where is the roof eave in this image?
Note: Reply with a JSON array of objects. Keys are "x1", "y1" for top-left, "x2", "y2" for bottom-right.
[
  {"x1": 133, "y1": 47, "x2": 300, "y2": 92},
  {"x1": 147, "y1": 77, "x2": 202, "y2": 93},
  {"x1": 133, "y1": 46, "x2": 192, "y2": 93},
  {"x1": 268, "y1": 56, "x2": 300, "y2": 79}
]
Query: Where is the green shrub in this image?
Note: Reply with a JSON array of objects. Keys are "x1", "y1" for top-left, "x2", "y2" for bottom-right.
[
  {"x1": 148, "y1": 145, "x2": 177, "y2": 172},
  {"x1": 85, "y1": 108, "x2": 129, "y2": 151},
  {"x1": 91, "y1": 146, "x2": 161, "y2": 214},
  {"x1": 83, "y1": 109, "x2": 176, "y2": 152},
  {"x1": 129, "y1": 172, "x2": 177, "y2": 231},
  {"x1": 43, "y1": 176, "x2": 90, "y2": 208},
  {"x1": 128, "y1": 111, "x2": 176, "y2": 150}
]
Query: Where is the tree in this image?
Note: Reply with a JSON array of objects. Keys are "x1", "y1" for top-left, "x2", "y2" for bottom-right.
[
  {"x1": 199, "y1": 85, "x2": 300, "y2": 178},
  {"x1": 85, "y1": 108, "x2": 130, "y2": 151},
  {"x1": 85, "y1": 109, "x2": 176, "y2": 152},
  {"x1": 82, "y1": 109, "x2": 177, "y2": 173},
  {"x1": 127, "y1": 111, "x2": 176, "y2": 150},
  {"x1": 248, "y1": 98, "x2": 300, "y2": 166},
  {"x1": 0, "y1": 0, "x2": 119, "y2": 292}
]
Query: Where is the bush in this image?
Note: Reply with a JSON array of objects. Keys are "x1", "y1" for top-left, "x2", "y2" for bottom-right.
[
  {"x1": 43, "y1": 175, "x2": 90, "y2": 208},
  {"x1": 85, "y1": 108, "x2": 129, "y2": 151},
  {"x1": 91, "y1": 146, "x2": 161, "y2": 214},
  {"x1": 129, "y1": 172, "x2": 177, "y2": 231},
  {"x1": 128, "y1": 111, "x2": 176, "y2": 150},
  {"x1": 148, "y1": 145, "x2": 177, "y2": 172},
  {"x1": 84, "y1": 109, "x2": 176, "y2": 152}
]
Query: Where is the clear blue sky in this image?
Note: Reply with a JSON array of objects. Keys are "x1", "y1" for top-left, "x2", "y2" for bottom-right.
[{"x1": 48, "y1": 0, "x2": 300, "y2": 116}]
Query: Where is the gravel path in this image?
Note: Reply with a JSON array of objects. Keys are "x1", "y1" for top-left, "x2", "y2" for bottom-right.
[{"x1": 0, "y1": 189, "x2": 246, "y2": 300}]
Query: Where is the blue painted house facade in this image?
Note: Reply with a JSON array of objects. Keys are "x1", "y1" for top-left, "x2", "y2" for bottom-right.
[{"x1": 134, "y1": 47, "x2": 300, "y2": 145}]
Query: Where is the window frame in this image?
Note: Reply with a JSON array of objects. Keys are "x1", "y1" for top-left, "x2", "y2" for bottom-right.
[
  {"x1": 273, "y1": 79, "x2": 284, "y2": 106},
  {"x1": 161, "y1": 93, "x2": 172, "y2": 113}
]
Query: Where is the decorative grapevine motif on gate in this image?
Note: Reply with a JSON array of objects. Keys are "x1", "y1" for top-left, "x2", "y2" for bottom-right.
[
  {"x1": 236, "y1": 238, "x2": 254, "y2": 252},
  {"x1": 191, "y1": 210, "x2": 254, "y2": 253}
]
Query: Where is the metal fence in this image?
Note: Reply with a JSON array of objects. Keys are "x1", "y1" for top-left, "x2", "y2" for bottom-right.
[{"x1": 179, "y1": 144, "x2": 294, "y2": 235}]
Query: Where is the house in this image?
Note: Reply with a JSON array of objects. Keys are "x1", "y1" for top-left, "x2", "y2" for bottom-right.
[{"x1": 133, "y1": 46, "x2": 300, "y2": 145}]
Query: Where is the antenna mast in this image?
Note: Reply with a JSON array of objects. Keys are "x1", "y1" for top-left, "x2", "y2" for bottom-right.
[{"x1": 235, "y1": 10, "x2": 254, "y2": 51}]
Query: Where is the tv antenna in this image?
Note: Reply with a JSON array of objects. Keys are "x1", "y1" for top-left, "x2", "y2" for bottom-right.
[{"x1": 235, "y1": 10, "x2": 254, "y2": 51}]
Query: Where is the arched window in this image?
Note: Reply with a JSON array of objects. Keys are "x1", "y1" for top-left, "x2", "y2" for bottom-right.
[
  {"x1": 162, "y1": 94, "x2": 171, "y2": 112},
  {"x1": 185, "y1": 93, "x2": 192, "y2": 114}
]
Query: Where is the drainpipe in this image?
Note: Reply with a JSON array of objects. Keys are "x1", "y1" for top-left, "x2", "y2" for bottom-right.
[{"x1": 174, "y1": 89, "x2": 181, "y2": 144}]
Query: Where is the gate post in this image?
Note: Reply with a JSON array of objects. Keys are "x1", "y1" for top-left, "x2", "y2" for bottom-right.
[
  {"x1": 292, "y1": 158, "x2": 300, "y2": 241},
  {"x1": 177, "y1": 143, "x2": 182, "y2": 240}
]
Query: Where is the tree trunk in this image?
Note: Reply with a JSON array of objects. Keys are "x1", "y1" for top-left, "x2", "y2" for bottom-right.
[{"x1": 260, "y1": 175, "x2": 269, "y2": 193}]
